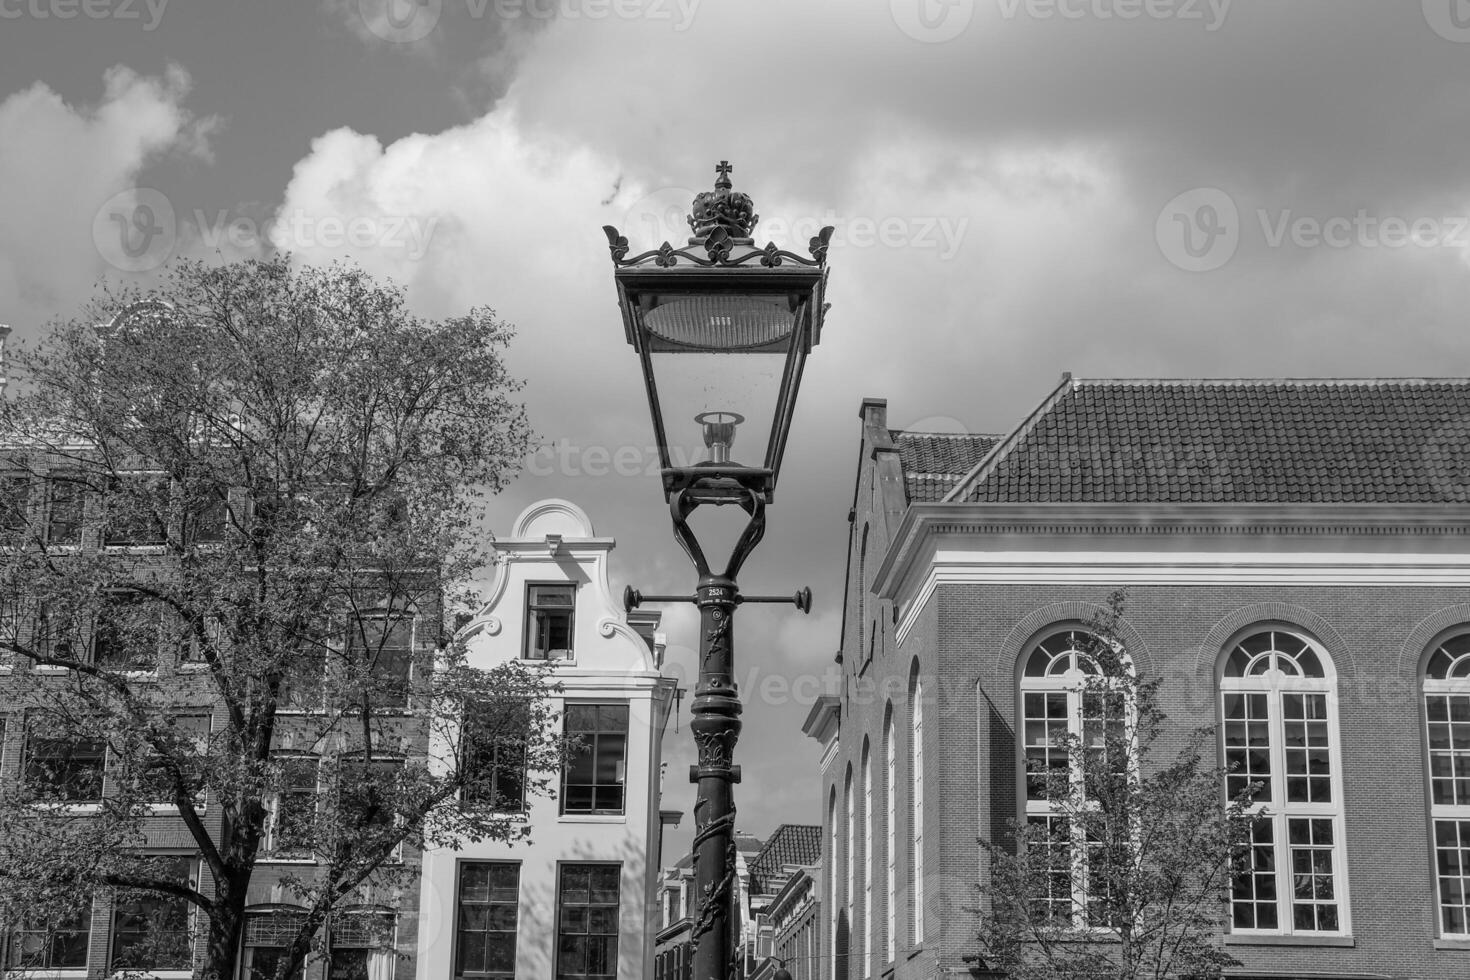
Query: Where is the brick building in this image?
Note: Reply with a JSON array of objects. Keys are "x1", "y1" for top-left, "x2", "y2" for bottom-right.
[{"x1": 820, "y1": 377, "x2": 1470, "y2": 980}]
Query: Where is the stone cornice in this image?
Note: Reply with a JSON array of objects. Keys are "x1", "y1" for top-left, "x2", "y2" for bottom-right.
[{"x1": 875, "y1": 502, "x2": 1470, "y2": 604}]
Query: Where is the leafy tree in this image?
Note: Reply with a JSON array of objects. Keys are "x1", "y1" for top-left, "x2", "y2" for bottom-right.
[
  {"x1": 974, "y1": 592, "x2": 1262, "y2": 980},
  {"x1": 0, "y1": 257, "x2": 553, "y2": 980}
]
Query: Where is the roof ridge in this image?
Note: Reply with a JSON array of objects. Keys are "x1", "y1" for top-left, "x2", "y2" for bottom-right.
[
  {"x1": 893, "y1": 430, "x2": 1002, "y2": 439},
  {"x1": 944, "y1": 374, "x2": 1077, "y2": 503},
  {"x1": 1070, "y1": 377, "x2": 1470, "y2": 386}
]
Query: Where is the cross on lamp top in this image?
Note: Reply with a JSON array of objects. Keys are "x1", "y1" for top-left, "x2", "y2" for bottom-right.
[{"x1": 715, "y1": 160, "x2": 733, "y2": 189}]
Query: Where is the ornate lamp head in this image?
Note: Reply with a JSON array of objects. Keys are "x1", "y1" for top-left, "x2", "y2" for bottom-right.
[
  {"x1": 688, "y1": 160, "x2": 759, "y2": 245},
  {"x1": 602, "y1": 163, "x2": 834, "y2": 501}
]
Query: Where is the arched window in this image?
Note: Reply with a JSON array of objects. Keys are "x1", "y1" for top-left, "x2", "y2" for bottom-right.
[
  {"x1": 884, "y1": 704, "x2": 896, "y2": 963},
  {"x1": 1221, "y1": 628, "x2": 1347, "y2": 936},
  {"x1": 829, "y1": 788, "x2": 839, "y2": 979},
  {"x1": 1018, "y1": 628, "x2": 1132, "y2": 927},
  {"x1": 911, "y1": 670, "x2": 925, "y2": 943},
  {"x1": 846, "y1": 764, "x2": 855, "y2": 948},
  {"x1": 862, "y1": 738, "x2": 873, "y2": 979},
  {"x1": 1424, "y1": 632, "x2": 1470, "y2": 936}
]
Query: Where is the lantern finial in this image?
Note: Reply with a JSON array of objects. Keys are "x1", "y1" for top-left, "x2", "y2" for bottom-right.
[{"x1": 689, "y1": 161, "x2": 758, "y2": 245}]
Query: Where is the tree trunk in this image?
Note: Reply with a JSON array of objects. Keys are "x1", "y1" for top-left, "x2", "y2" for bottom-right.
[{"x1": 200, "y1": 869, "x2": 248, "y2": 980}]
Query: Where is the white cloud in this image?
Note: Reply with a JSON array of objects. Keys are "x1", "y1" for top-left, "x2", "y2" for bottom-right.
[{"x1": 0, "y1": 65, "x2": 214, "y2": 338}]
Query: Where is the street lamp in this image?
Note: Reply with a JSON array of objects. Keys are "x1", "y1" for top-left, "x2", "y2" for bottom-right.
[{"x1": 604, "y1": 162, "x2": 832, "y2": 980}]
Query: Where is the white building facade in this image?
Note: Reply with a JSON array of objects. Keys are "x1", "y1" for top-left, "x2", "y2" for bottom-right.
[{"x1": 415, "y1": 499, "x2": 679, "y2": 980}]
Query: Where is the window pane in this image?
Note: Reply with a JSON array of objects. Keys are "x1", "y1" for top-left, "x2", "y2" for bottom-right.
[
  {"x1": 25, "y1": 736, "x2": 105, "y2": 802},
  {"x1": 527, "y1": 585, "x2": 576, "y2": 660},
  {"x1": 562, "y1": 703, "x2": 629, "y2": 815},
  {"x1": 456, "y1": 862, "x2": 519, "y2": 980},
  {"x1": 556, "y1": 864, "x2": 619, "y2": 980},
  {"x1": 0, "y1": 475, "x2": 30, "y2": 532},
  {"x1": 93, "y1": 592, "x2": 161, "y2": 670},
  {"x1": 47, "y1": 478, "x2": 84, "y2": 545},
  {"x1": 461, "y1": 699, "x2": 529, "y2": 813},
  {"x1": 10, "y1": 902, "x2": 92, "y2": 970},
  {"x1": 111, "y1": 856, "x2": 193, "y2": 970},
  {"x1": 103, "y1": 475, "x2": 168, "y2": 547}
]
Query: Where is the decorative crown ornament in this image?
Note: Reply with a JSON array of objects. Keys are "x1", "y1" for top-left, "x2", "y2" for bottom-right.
[{"x1": 688, "y1": 160, "x2": 759, "y2": 245}]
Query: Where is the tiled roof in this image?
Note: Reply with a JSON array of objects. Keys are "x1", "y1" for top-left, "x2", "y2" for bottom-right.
[
  {"x1": 958, "y1": 379, "x2": 1470, "y2": 504},
  {"x1": 747, "y1": 824, "x2": 822, "y2": 894},
  {"x1": 892, "y1": 431, "x2": 1001, "y2": 503}
]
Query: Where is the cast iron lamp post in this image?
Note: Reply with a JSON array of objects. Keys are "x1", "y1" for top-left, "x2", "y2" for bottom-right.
[{"x1": 603, "y1": 163, "x2": 833, "y2": 980}]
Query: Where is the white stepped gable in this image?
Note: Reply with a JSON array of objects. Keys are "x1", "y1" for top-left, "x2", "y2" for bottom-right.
[{"x1": 457, "y1": 498, "x2": 660, "y2": 673}]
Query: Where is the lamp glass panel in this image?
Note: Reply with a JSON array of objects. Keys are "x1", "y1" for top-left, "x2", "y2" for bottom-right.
[{"x1": 646, "y1": 348, "x2": 786, "y2": 469}]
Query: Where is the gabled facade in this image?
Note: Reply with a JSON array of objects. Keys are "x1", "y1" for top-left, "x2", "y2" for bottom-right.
[
  {"x1": 415, "y1": 499, "x2": 678, "y2": 980},
  {"x1": 824, "y1": 379, "x2": 1470, "y2": 980}
]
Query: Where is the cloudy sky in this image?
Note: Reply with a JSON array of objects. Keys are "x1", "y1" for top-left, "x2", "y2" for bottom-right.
[{"x1": 5, "y1": 0, "x2": 1470, "y2": 857}]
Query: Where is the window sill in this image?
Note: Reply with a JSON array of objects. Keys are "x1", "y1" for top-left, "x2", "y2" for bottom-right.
[
  {"x1": 102, "y1": 545, "x2": 167, "y2": 554},
  {"x1": 28, "y1": 802, "x2": 103, "y2": 813},
  {"x1": 5, "y1": 971, "x2": 90, "y2": 978},
  {"x1": 1224, "y1": 934, "x2": 1354, "y2": 947},
  {"x1": 175, "y1": 663, "x2": 210, "y2": 672},
  {"x1": 1434, "y1": 938, "x2": 1470, "y2": 950},
  {"x1": 135, "y1": 803, "x2": 207, "y2": 815},
  {"x1": 904, "y1": 946, "x2": 924, "y2": 962},
  {"x1": 256, "y1": 857, "x2": 317, "y2": 865},
  {"x1": 559, "y1": 813, "x2": 627, "y2": 824}
]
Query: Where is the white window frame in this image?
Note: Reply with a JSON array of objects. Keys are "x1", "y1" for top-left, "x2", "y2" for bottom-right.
[
  {"x1": 844, "y1": 764, "x2": 855, "y2": 956},
  {"x1": 884, "y1": 707, "x2": 896, "y2": 963},
  {"x1": 263, "y1": 753, "x2": 320, "y2": 863},
  {"x1": 1219, "y1": 627, "x2": 1350, "y2": 937},
  {"x1": 1017, "y1": 628, "x2": 1137, "y2": 931},
  {"x1": 240, "y1": 906, "x2": 309, "y2": 980},
  {"x1": 828, "y1": 789, "x2": 838, "y2": 978},
  {"x1": 1423, "y1": 631, "x2": 1470, "y2": 938},
  {"x1": 862, "y1": 741, "x2": 873, "y2": 979},
  {"x1": 107, "y1": 853, "x2": 200, "y2": 978},
  {"x1": 911, "y1": 676, "x2": 925, "y2": 944}
]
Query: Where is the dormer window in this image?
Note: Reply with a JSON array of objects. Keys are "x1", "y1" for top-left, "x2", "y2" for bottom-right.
[{"x1": 525, "y1": 584, "x2": 574, "y2": 661}]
